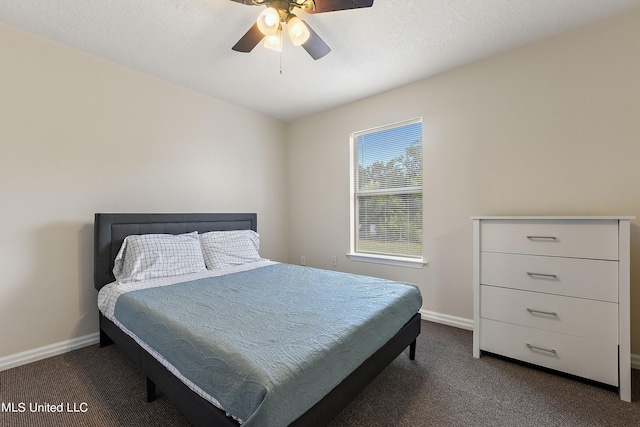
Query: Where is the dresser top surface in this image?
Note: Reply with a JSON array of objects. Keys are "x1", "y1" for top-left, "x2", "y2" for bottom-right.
[{"x1": 471, "y1": 216, "x2": 635, "y2": 221}]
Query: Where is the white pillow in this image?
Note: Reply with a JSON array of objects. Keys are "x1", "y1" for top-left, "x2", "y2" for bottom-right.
[
  {"x1": 199, "y1": 230, "x2": 261, "y2": 269},
  {"x1": 113, "y1": 232, "x2": 207, "y2": 283}
]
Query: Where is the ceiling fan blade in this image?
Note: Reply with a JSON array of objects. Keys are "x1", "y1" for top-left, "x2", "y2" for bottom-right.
[
  {"x1": 232, "y1": 23, "x2": 264, "y2": 53},
  {"x1": 301, "y1": 20, "x2": 331, "y2": 60},
  {"x1": 308, "y1": 0, "x2": 374, "y2": 13},
  {"x1": 229, "y1": 0, "x2": 256, "y2": 5}
]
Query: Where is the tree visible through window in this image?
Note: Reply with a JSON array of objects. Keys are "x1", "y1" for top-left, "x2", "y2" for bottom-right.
[{"x1": 351, "y1": 118, "x2": 423, "y2": 259}]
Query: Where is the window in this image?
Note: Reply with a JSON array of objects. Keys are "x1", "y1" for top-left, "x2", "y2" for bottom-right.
[{"x1": 349, "y1": 118, "x2": 424, "y2": 267}]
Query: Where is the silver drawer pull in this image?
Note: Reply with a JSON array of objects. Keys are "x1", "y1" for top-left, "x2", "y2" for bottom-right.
[
  {"x1": 526, "y1": 235, "x2": 557, "y2": 240},
  {"x1": 526, "y1": 343, "x2": 557, "y2": 354},
  {"x1": 527, "y1": 308, "x2": 558, "y2": 317},
  {"x1": 527, "y1": 272, "x2": 558, "y2": 279}
]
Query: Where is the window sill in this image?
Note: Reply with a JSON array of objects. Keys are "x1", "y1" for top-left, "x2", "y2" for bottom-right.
[{"x1": 346, "y1": 253, "x2": 427, "y2": 269}]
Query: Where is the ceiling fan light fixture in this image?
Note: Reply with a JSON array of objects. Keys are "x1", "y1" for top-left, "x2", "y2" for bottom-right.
[
  {"x1": 257, "y1": 7, "x2": 281, "y2": 36},
  {"x1": 232, "y1": 0, "x2": 372, "y2": 60},
  {"x1": 263, "y1": 30, "x2": 283, "y2": 52},
  {"x1": 286, "y1": 15, "x2": 310, "y2": 46}
]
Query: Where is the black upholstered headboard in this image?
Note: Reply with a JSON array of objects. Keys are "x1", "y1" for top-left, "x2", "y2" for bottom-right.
[{"x1": 94, "y1": 213, "x2": 257, "y2": 290}]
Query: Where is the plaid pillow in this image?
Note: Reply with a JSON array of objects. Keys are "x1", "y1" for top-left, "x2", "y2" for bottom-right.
[
  {"x1": 113, "y1": 232, "x2": 207, "y2": 283},
  {"x1": 199, "y1": 230, "x2": 261, "y2": 269}
]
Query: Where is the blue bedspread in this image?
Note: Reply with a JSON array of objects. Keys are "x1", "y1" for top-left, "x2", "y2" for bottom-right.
[{"x1": 113, "y1": 263, "x2": 422, "y2": 426}]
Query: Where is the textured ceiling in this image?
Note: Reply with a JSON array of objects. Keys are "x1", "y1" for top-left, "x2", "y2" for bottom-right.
[{"x1": 2, "y1": 0, "x2": 640, "y2": 121}]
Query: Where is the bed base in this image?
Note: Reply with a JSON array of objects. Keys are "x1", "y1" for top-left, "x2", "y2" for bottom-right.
[{"x1": 99, "y1": 312, "x2": 420, "y2": 426}]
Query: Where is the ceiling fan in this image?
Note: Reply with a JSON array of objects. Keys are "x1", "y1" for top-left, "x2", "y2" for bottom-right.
[{"x1": 230, "y1": 0, "x2": 374, "y2": 60}]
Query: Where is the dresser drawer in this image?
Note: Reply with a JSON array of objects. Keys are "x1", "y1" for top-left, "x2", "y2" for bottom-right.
[
  {"x1": 480, "y1": 285, "x2": 618, "y2": 343},
  {"x1": 480, "y1": 219, "x2": 619, "y2": 260},
  {"x1": 480, "y1": 319, "x2": 619, "y2": 386},
  {"x1": 480, "y1": 252, "x2": 619, "y2": 302}
]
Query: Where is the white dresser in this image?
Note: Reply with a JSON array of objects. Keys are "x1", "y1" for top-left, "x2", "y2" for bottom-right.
[{"x1": 472, "y1": 216, "x2": 634, "y2": 402}]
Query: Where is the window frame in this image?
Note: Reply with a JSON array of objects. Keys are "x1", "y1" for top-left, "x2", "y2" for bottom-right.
[{"x1": 347, "y1": 118, "x2": 426, "y2": 268}]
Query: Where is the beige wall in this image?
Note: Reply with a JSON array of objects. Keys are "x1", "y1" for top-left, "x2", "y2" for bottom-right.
[
  {"x1": 286, "y1": 9, "x2": 640, "y2": 349},
  {"x1": 0, "y1": 24, "x2": 289, "y2": 358}
]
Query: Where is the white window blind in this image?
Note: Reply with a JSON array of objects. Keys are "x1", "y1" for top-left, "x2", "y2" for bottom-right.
[{"x1": 351, "y1": 118, "x2": 423, "y2": 259}]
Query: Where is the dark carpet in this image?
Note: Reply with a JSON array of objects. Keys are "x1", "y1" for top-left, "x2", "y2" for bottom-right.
[{"x1": 1, "y1": 321, "x2": 639, "y2": 426}]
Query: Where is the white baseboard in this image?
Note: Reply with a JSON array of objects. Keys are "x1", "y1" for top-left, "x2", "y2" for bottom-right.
[
  {"x1": 631, "y1": 353, "x2": 640, "y2": 370},
  {"x1": 420, "y1": 309, "x2": 474, "y2": 330},
  {"x1": 0, "y1": 332, "x2": 99, "y2": 372}
]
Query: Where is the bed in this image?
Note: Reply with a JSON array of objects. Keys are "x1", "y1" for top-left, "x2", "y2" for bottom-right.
[{"x1": 94, "y1": 213, "x2": 422, "y2": 426}]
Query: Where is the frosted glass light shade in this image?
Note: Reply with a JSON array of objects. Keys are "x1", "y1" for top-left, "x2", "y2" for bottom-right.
[
  {"x1": 263, "y1": 31, "x2": 283, "y2": 52},
  {"x1": 257, "y1": 7, "x2": 281, "y2": 36},
  {"x1": 287, "y1": 16, "x2": 310, "y2": 46}
]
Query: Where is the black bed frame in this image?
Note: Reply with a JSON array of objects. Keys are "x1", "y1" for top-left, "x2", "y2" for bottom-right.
[{"x1": 94, "y1": 213, "x2": 421, "y2": 426}]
